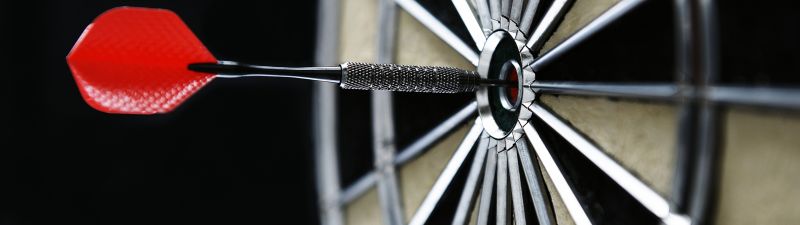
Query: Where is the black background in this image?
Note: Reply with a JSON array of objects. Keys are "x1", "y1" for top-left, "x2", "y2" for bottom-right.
[
  {"x1": 1, "y1": 1, "x2": 320, "y2": 224},
  {"x1": 3, "y1": 0, "x2": 800, "y2": 224}
]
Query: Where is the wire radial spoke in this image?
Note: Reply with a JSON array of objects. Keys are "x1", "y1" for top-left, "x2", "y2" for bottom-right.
[
  {"x1": 530, "y1": 0, "x2": 647, "y2": 70},
  {"x1": 509, "y1": 0, "x2": 523, "y2": 24},
  {"x1": 522, "y1": 124, "x2": 592, "y2": 225},
  {"x1": 343, "y1": 102, "x2": 478, "y2": 205},
  {"x1": 708, "y1": 86, "x2": 800, "y2": 110},
  {"x1": 528, "y1": 103, "x2": 672, "y2": 218},
  {"x1": 489, "y1": 0, "x2": 502, "y2": 30},
  {"x1": 500, "y1": 0, "x2": 511, "y2": 29},
  {"x1": 516, "y1": 138, "x2": 555, "y2": 225},
  {"x1": 507, "y1": 146, "x2": 528, "y2": 225},
  {"x1": 476, "y1": 139, "x2": 498, "y2": 225},
  {"x1": 507, "y1": 0, "x2": 524, "y2": 35},
  {"x1": 395, "y1": 0, "x2": 479, "y2": 65},
  {"x1": 517, "y1": 0, "x2": 541, "y2": 38},
  {"x1": 453, "y1": 0, "x2": 487, "y2": 49},
  {"x1": 528, "y1": 81, "x2": 681, "y2": 100},
  {"x1": 530, "y1": 82, "x2": 800, "y2": 109},
  {"x1": 475, "y1": 0, "x2": 493, "y2": 35},
  {"x1": 340, "y1": 172, "x2": 377, "y2": 204},
  {"x1": 408, "y1": 119, "x2": 484, "y2": 225},
  {"x1": 452, "y1": 133, "x2": 491, "y2": 225},
  {"x1": 524, "y1": 0, "x2": 572, "y2": 53},
  {"x1": 396, "y1": 101, "x2": 478, "y2": 165},
  {"x1": 495, "y1": 142, "x2": 510, "y2": 225}
]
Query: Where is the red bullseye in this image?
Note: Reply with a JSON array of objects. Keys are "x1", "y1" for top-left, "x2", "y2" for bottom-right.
[{"x1": 505, "y1": 68, "x2": 519, "y2": 104}]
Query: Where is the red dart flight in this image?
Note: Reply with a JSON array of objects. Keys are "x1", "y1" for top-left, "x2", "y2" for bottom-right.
[{"x1": 67, "y1": 7, "x2": 217, "y2": 114}]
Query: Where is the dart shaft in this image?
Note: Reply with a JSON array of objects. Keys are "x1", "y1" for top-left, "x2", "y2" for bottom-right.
[
  {"x1": 189, "y1": 61, "x2": 512, "y2": 93},
  {"x1": 188, "y1": 61, "x2": 342, "y2": 83}
]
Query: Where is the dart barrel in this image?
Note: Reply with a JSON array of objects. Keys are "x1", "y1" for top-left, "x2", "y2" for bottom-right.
[{"x1": 340, "y1": 62, "x2": 480, "y2": 93}]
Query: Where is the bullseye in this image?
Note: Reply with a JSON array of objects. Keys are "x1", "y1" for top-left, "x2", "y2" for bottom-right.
[
  {"x1": 506, "y1": 69, "x2": 519, "y2": 104},
  {"x1": 498, "y1": 60, "x2": 522, "y2": 110}
]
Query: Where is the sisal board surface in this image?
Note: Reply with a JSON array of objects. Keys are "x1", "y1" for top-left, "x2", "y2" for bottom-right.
[
  {"x1": 715, "y1": 108, "x2": 800, "y2": 225},
  {"x1": 339, "y1": 0, "x2": 378, "y2": 63},
  {"x1": 540, "y1": 95, "x2": 677, "y2": 197},
  {"x1": 540, "y1": 0, "x2": 621, "y2": 53},
  {"x1": 398, "y1": 122, "x2": 473, "y2": 220},
  {"x1": 396, "y1": 10, "x2": 474, "y2": 69},
  {"x1": 345, "y1": 187, "x2": 384, "y2": 225},
  {"x1": 538, "y1": 159, "x2": 577, "y2": 225}
]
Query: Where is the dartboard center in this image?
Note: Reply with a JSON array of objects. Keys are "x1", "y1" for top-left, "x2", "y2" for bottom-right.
[{"x1": 476, "y1": 31, "x2": 524, "y2": 139}]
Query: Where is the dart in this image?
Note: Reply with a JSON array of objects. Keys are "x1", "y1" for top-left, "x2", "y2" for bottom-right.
[{"x1": 66, "y1": 7, "x2": 513, "y2": 115}]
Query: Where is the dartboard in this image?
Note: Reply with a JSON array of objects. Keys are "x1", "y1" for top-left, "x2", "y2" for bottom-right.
[{"x1": 311, "y1": 0, "x2": 800, "y2": 225}]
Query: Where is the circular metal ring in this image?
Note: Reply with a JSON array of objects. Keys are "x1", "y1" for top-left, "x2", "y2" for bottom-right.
[{"x1": 476, "y1": 31, "x2": 522, "y2": 139}]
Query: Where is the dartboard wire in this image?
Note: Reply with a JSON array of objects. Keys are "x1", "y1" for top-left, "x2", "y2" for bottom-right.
[
  {"x1": 707, "y1": 86, "x2": 800, "y2": 109},
  {"x1": 500, "y1": 0, "x2": 511, "y2": 30},
  {"x1": 453, "y1": 0, "x2": 487, "y2": 49},
  {"x1": 672, "y1": 0, "x2": 695, "y2": 213},
  {"x1": 529, "y1": 0, "x2": 647, "y2": 70},
  {"x1": 525, "y1": 82, "x2": 800, "y2": 109},
  {"x1": 495, "y1": 140, "x2": 510, "y2": 225},
  {"x1": 489, "y1": 0, "x2": 502, "y2": 31},
  {"x1": 395, "y1": 102, "x2": 479, "y2": 165},
  {"x1": 373, "y1": 0, "x2": 405, "y2": 224},
  {"x1": 314, "y1": 83, "x2": 344, "y2": 225},
  {"x1": 340, "y1": 171, "x2": 377, "y2": 205},
  {"x1": 394, "y1": 0, "x2": 480, "y2": 65},
  {"x1": 339, "y1": 102, "x2": 478, "y2": 205},
  {"x1": 686, "y1": 0, "x2": 720, "y2": 224},
  {"x1": 475, "y1": 0, "x2": 494, "y2": 36},
  {"x1": 527, "y1": 103, "x2": 694, "y2": 225},
  {"x1": 407, "y1": 119, "x2": 484, "y2": 225},
  {"x1": 524, "y1": 81, "x2": 800, "y2": 110},
  {"x1": 526, "y1": 81, "x2": 681, "y2": 101},
  {"x1": 507, "y1": 144, "x2": 529, "y2": 225},
  {"x1": 451, "y1": 132, "x2": 491, "y2": 225},
  {"x1": 475, "y1": 138, "x2": 498, "y2": 225},
  {"x1": 516, "y1": 138, "x2": 556, "y2": 225},
  {"x1": 508, "y1": 0, "x2": 524, "y2": 34},
  {"x1": 517, "y1": 0, "x2": 541, "y2": 41},
  {"x1": 523, "y1": 0, "x2": 573, "y2": 55},
  {"x1": 523, "y1": 123, "x2": 592, "y2": 225},
  {"x1": 313, "y1": 0, "x2": 344, "y2": 224}
]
